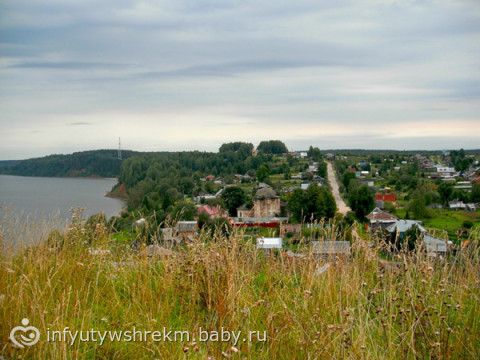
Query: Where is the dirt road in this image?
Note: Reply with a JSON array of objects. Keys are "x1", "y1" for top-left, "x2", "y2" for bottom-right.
[{"x1": 327, "y1": 161, "x2": 351, "y2": 215}]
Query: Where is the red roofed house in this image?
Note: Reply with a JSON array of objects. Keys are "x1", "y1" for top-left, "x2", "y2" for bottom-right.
[
  {"x1": 375, "y1": 192, "x2": 397, "y2": 209},
  {"x1": 366, "y1": 207, "x2": 398, "y2": 230},
  {"x1": 197, "y1": 205, "x2": 227, "y2": 218},
  {"x1": 375, "y1": 192, "x2": 397, "y2": 202}
]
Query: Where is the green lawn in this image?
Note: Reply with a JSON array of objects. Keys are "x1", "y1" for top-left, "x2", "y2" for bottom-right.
[
  {"x1": 394, "y1": 208, "x2": 479, "y2": 241},
  {"x1": 422, "y1": 209, "x2": 480, "y2": 241}
]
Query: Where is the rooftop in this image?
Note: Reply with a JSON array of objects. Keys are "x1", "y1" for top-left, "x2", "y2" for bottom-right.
[
  {"x1": 254, "y1": 185, "x2": 278, "y2": 200},
  {"x1": 386, "y1": 220, "x2": 426, "y2": 233},
  {"x1": 367, "y1": 207, "x2": 398, "y2": 222}
]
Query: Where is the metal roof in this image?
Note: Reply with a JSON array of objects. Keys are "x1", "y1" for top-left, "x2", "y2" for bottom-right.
[{"x1": 386, "y1": 220, "x2": 426, "y2": 233}]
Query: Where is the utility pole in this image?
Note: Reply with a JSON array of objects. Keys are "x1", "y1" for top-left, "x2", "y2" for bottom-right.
[{"x1": 118, "y1": 137, "x2": 122, "y2": 160}]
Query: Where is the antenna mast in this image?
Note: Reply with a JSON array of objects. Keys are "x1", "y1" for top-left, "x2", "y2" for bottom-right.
[{"x1": 118, "y1": 137, "x2": 122, "y2": 160}]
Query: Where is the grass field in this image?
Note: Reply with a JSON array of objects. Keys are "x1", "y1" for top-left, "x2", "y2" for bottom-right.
[
  {"x1": 394, "y1": 207, "x2": 479, "y2": 242},
  {"x1": 422, "y1": 210, "x2": 480, "y2": 240},
  {"x1": 1, "y1": 219, "x2": 480, "y2": 359}
]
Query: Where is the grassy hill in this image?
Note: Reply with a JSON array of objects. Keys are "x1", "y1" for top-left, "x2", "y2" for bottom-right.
[{"x1": 1, "y1": 220, "x2": 479, "y2": 359}]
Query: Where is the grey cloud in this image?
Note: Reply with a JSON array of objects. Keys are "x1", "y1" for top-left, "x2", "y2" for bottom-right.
[
  {"x1": 68, "y1": 122, "x2": 93, "y2": 126},
  {"x1": 0, "y1": 0, "x2": 479, "y2": 158},
  {"x1": 9, "y1": 61, "x2": 130, "y2": 70}
]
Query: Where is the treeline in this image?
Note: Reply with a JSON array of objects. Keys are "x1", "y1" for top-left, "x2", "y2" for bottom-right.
[
  {"x1": 0, "y1": 150, "x2": 139, "y2": 177},
  {"x1": 323, "y1": 149, "x2": 480, "y2": 156}
]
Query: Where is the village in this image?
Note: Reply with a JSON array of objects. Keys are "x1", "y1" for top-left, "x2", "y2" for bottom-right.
[{"x1": 119, "y1": 145, "x2": 480, "y2": 262}]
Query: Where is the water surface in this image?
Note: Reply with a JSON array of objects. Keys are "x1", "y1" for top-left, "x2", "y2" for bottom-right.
[{"x1": 0, "y1": 175, "x2": 124, "y2": 246}]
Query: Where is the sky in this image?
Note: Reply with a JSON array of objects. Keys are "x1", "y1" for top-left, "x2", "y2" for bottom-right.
[{"x1": 0, "y1": 0, "x2": 479, "y2": 159}]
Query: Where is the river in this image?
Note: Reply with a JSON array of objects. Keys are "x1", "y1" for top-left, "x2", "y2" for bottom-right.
[{"x1": 0, "y1": 175, "x2": 124, "y2": 246}]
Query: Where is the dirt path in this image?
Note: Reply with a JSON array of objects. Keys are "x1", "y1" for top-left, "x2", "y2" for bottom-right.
[{"x1": 327, "y1": 161, "x2": 351, "y2": 215}]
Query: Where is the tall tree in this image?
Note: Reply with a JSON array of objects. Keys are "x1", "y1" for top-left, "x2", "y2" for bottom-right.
[
  {"x1": 256, "y1": 164, "x2": 271, "y2": 182},
  {"x1": 288, "y1": 184, "x2": 336, "y2": 222},
  {"x1": 348, "y1": 185, "x2": 374, "y2": 221},
  {"x1": 257, "y1": 140, "x2": 288, "y2": 154},
  {"x1": 438, "y1": 182, "x2": 453, "y2": 205},
  {"x1": 407, "y1": 190, "x2": 430, "y2": 219},
  {"x1": 221, "y1": 186, "x2": 247, "y2": 216},
  {"x1": 307, "y1": 146, "x2": 323, "y2": 161}
]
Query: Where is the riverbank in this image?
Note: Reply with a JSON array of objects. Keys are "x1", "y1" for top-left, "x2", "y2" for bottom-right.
[{"x1": 105, "y1": 182, "x2": 128, "y2": 201}]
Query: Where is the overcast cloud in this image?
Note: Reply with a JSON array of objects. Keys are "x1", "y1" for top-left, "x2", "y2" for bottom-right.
[{"x1": 0, "y1": 0, "x2": 479, "y2": 159}]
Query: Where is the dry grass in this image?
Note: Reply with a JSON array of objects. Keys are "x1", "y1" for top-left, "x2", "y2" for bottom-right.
[{"x1": 1, "y1": 219, "x2": 479, "y2": 359}]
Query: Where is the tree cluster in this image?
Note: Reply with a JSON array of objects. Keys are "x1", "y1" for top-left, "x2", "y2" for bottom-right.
[{"x1": 288, "y1": 184, "x2": 336, "y2": 223}]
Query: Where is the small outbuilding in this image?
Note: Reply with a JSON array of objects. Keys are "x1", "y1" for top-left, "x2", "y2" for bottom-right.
[{"x1": 256, "y1": 237, "x2": 282, "y2": 249}]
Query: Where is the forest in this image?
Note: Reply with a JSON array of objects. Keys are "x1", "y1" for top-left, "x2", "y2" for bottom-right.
[{"x1": 0, "y1": 150, "x2": 139, "y2": 177}]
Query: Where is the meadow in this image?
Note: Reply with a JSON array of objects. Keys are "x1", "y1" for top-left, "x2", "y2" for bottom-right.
[{"x1": 1, "y1": 218, "x2": 479, "y2": 359}]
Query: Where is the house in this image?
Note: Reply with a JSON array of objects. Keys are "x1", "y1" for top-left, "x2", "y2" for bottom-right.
[
  {"x1": 205, "y1": 175, "x2": 215, "y2": 181},
  {"x1": 175, "y1": 221, "x2": 198, "y2": 242},
  {"x1": 386, "y1": 220, "x2": 426, "y2": 234},
  {"x1": 256, "y1": 237, "x2": 282, "y2": 249},
  {"x1": 449, "y1": 200, "x2": 477, "y2": 211},
  {"x1": 435, "y1": 166, "x2": 456, "y2": 178},
  {"x1": 423, "y1": 235, "x2": 448, "y2": 257},
  {"x1": 253, "y1": 185, "x2": 281, "y2": 217},
  {"x1": 311, "y1": 241, "x2": 351, "y2": 258},
  {"x1": 375, "y1": 192, "x2": 397, "y2": 208},
  {"x1": 449, "y1": 200, "x2": 466, "y2": 210},
  {"x1": 237, "y1": 204, "x2": 253, "y2": 218},
  {"x1": 366, "y1": 208, "x2": 398, "y2": 230},
  {"x1": 237, "y1": 184, "x2": 281, "y2": 218},
  {"x1": 197, "y1": 205, "x2": 227, "y2": 218},
  {"x1": 194, "y1": 193, "x2": 217, "y2": 203},
  {"x1": 375, "y1": 192, "x2": 397, "y2": 203},
  {"x1": 386, "y1": 220, "x2": 449, "y2": 256},
  {"x1": 194, "y1": 188, "x2": 225, "y2": 203}
]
